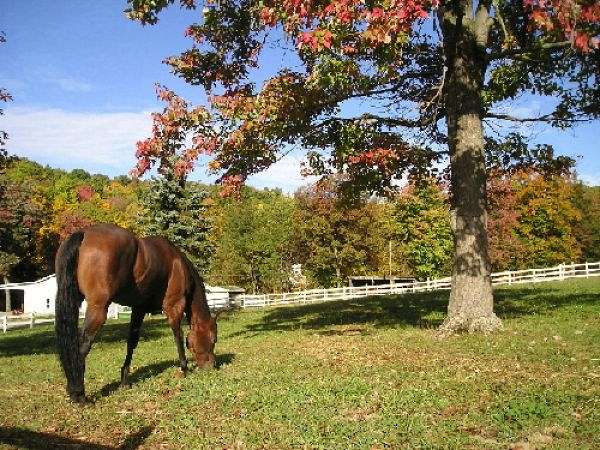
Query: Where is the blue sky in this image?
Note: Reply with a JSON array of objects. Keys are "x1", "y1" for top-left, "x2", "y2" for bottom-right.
[{"x1": 2, "y1": 0, "x2": 599, "y2": 190}]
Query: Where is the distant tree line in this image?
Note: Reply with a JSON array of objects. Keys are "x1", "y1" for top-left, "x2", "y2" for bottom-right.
[{"x1": 1, "y1": 157, "x2": 599, "y2": 293}]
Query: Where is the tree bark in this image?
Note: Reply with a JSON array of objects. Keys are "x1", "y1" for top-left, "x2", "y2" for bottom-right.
[{"x1": 438, "y1": 1, "x2": 503, "y2": 334}]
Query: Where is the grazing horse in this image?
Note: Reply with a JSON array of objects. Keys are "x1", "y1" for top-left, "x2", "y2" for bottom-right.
[{"x1": 54, "y1": 223, "x2": 217, "y2": 403}]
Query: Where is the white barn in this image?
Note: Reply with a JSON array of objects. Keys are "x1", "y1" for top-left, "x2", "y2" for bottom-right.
[{"x1": 0, "y1": 274, "x2": 232, "y2": 315}]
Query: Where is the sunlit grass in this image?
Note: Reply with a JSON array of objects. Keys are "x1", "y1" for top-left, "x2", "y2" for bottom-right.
[{"x1": 0, "y1": 278, "x2": 599, "y2": 449}]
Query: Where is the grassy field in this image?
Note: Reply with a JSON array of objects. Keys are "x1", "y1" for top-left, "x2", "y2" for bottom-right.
[{"x1": 0, "y1": 279, "x2": 599, "y2": 449}]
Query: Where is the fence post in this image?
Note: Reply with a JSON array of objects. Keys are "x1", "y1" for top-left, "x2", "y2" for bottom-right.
[
  {"x1": 2, "y1": 315, "x2": 6, "y2": 333},
  {"x1": 585, "y1": 261, "x2": 589, "y2": 278},
  {"x1": 559, "y1": 264, "x2": 564, "y2": 280},
  {"x1": 323, "y1": 288, "x2": 327, "y2": 301},
  {"x1": 30, "y1": 312, "x2": 35, "y2": 329},
  {"x1": 508, "y1": 271, "x2": 512, "y2": 285}
]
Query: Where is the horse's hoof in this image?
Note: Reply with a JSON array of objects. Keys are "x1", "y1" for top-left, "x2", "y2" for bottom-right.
[{"x1": 69, "y1": 393, "x2": 87, "y2": 405}]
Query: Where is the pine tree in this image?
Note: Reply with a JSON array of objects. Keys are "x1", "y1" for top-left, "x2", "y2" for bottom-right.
[{"x1": 139, "y1": 172, "x2": 214, "y2": 274}]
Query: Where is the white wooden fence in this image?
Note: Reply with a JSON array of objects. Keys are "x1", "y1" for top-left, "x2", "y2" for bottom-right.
[
  {"x1": 1, "y1": 261, "x2": 598, "y2": 332},
  {"x1": 1, "y1": 295, "x2": 231, "y2": 333},
  {"x1": 238, "y1": 261, "x2": 600, "y2": 308},
  {"x1": 1, "y1": 305, "x2": 118, "y2": 333}
]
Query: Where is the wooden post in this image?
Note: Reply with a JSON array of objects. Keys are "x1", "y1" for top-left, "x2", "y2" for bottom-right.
[
  {"x1": 2, "y1": 315, "x2": 7, "y2": 333},
  {"x1": 585, "y1": 261, "x2": 589, "y2": 278},
  {"x1": 30, "y1": 312, "x2": 35, "y2": 329},
  {"x1": 508, "y1": 271, "x2": 512, "y2": 285},
  {"x1": 559, "y1": 264, "x2": 564, "y2": 280}
]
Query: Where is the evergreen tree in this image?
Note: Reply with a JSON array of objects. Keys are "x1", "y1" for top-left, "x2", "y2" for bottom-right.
[{"x1": 139, "y1": 173, "x2": 214, "y2": 274}]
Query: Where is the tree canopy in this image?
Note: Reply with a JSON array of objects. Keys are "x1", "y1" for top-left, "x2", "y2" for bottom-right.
[{"x1": 124, "y1": 0, "x2": 599, "y2": 333}]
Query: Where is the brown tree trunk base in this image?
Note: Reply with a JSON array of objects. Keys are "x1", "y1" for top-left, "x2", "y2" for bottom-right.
[{"x1": 438, "y1": 311, "x2": 503, "y2": 336}]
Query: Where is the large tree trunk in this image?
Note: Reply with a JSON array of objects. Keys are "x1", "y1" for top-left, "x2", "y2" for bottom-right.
[{"x1": 438, "y1": 2, "x2": 502, "y2": 333}]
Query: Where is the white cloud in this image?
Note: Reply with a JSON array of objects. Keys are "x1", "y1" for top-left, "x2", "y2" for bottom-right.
[
  {"x1": 4, "y1": 107, "x2": 152, "y2": 174},
  {"x1": 578, "y1": 172, "x2": 600, "y2": 186},
  {"x1": 248, "y1": 154, "x2": 317, "y2": 193},
  {"x1": 50, "y1": 77, "x2": 93, "y2": 93},
  {"x1": 2, "y1": 107, "x2": 318, "y2": 190}
]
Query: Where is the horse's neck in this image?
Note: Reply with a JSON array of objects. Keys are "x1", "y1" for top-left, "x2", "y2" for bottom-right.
[{"x1": 189, "y1": 282, "x2": 211, "y2": 324}]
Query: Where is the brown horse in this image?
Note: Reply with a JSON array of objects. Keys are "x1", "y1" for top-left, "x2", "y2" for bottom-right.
[{"x1": 54, "y1": 223, "x2": 217, "y2": 403}]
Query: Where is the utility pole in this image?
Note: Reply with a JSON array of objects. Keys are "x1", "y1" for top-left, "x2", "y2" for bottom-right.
[
  {"x1": 3, "y1": 276, "x2": 11, "y2": 313},
  {"x1": 388, "y1": 240, "x2": 392, "y2": 278}
]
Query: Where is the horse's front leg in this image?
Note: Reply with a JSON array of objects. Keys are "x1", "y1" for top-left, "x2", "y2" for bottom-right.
[
  {"x1": 165, "y1": 305, "x2": 187, "y2": 376},
  {"x1": 120, "y1": 307, "x2": 145, "y2": 388}
]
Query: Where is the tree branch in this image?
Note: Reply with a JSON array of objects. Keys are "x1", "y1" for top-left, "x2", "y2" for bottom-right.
[
  {"x1": 488, "y1": 40, "x2": 571, "y2": 61},
  {"x1": 314, "y1": 113, "x2": 439, "y2": 130},
  {"x1": 492, "y1": 0, "x2": 510, "y2": 43},
  {"x1": 484, "y1": 112, "x2": 590, "y2": 123}
]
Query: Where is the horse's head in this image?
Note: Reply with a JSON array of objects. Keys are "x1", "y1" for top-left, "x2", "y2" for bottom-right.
[{"x1": 186, "y1": 315, "x2": 217, "y2": 369}]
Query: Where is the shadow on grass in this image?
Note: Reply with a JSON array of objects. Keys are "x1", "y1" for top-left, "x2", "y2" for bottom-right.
[
  {"x1": 231, "y1": 292, "x2": 450, "y2": 337},
  {"x1": 95, "y1": 360, "x2": 176, "y2": 399},
  {"x1": 0, "y1": 425, "x2": 153, "y2": 449},
  {"x1": 0, "y1": 317, "x2": 169, "y2": 358},
  {"x1": 231, "y1": 283, "x2": 600, "y2": 336},
  {"x1": 216, "y1": 352, "x2": 235, "y2": 368},
  {"x1": 95, "y1": 353, "x2": 236, "y2": 400},
  {"x1": 494, "y1": 284, "x2": 600, "y2": 318}
]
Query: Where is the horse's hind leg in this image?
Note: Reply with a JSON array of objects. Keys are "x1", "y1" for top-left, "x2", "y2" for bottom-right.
[
  {"x1": 120, "y1": 307, "x2": 145, "y2": 388},
  {"x1": 79, "y1": 301, "x2": 108, "y2": 361}
]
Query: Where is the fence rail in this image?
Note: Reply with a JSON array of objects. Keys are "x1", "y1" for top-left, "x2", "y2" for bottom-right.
[
  {"x1": 2, "y1": 262, "x2": 598, "y2": 332},
  {"x1": 238, "y1": 261, "x2": 600, "y2": 308},
  {"x1": 1, "y1": 298, "x2": 231, "y2": 333}
]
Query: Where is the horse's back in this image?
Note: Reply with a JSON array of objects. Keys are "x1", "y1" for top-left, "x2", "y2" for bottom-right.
[
  {"x1": 136, "y1": 236, "x2": 193, "y2": 289},
  {"x1": 76, "y1": 224, "x2": 139, "y2": 300}
]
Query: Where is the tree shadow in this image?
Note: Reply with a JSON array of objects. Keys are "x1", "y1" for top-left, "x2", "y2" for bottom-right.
[
  {"x1": 0, "y1": 425, "x2": 153, "y2": 449},
  {"x1": 0, "y1": 317, "x2": 168, "y2": 358},
  {"x1": 494, "y1": 284, "x2": 600, "y2": 318},
  {"x1": 231, "y1": 283, "x2": 599, "y2": 336},
  {"x1": 232, "y1": 292, "x2": 450, "y2": 336}
]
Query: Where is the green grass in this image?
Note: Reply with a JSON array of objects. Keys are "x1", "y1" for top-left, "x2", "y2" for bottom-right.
[{"x1": 1, "y1": 279, "x2": 599, "y2": 449}]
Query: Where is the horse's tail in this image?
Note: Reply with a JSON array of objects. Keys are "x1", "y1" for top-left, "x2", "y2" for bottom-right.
[{"x1": 54, "y1": 230, "x2": 85, "y2": 402}]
